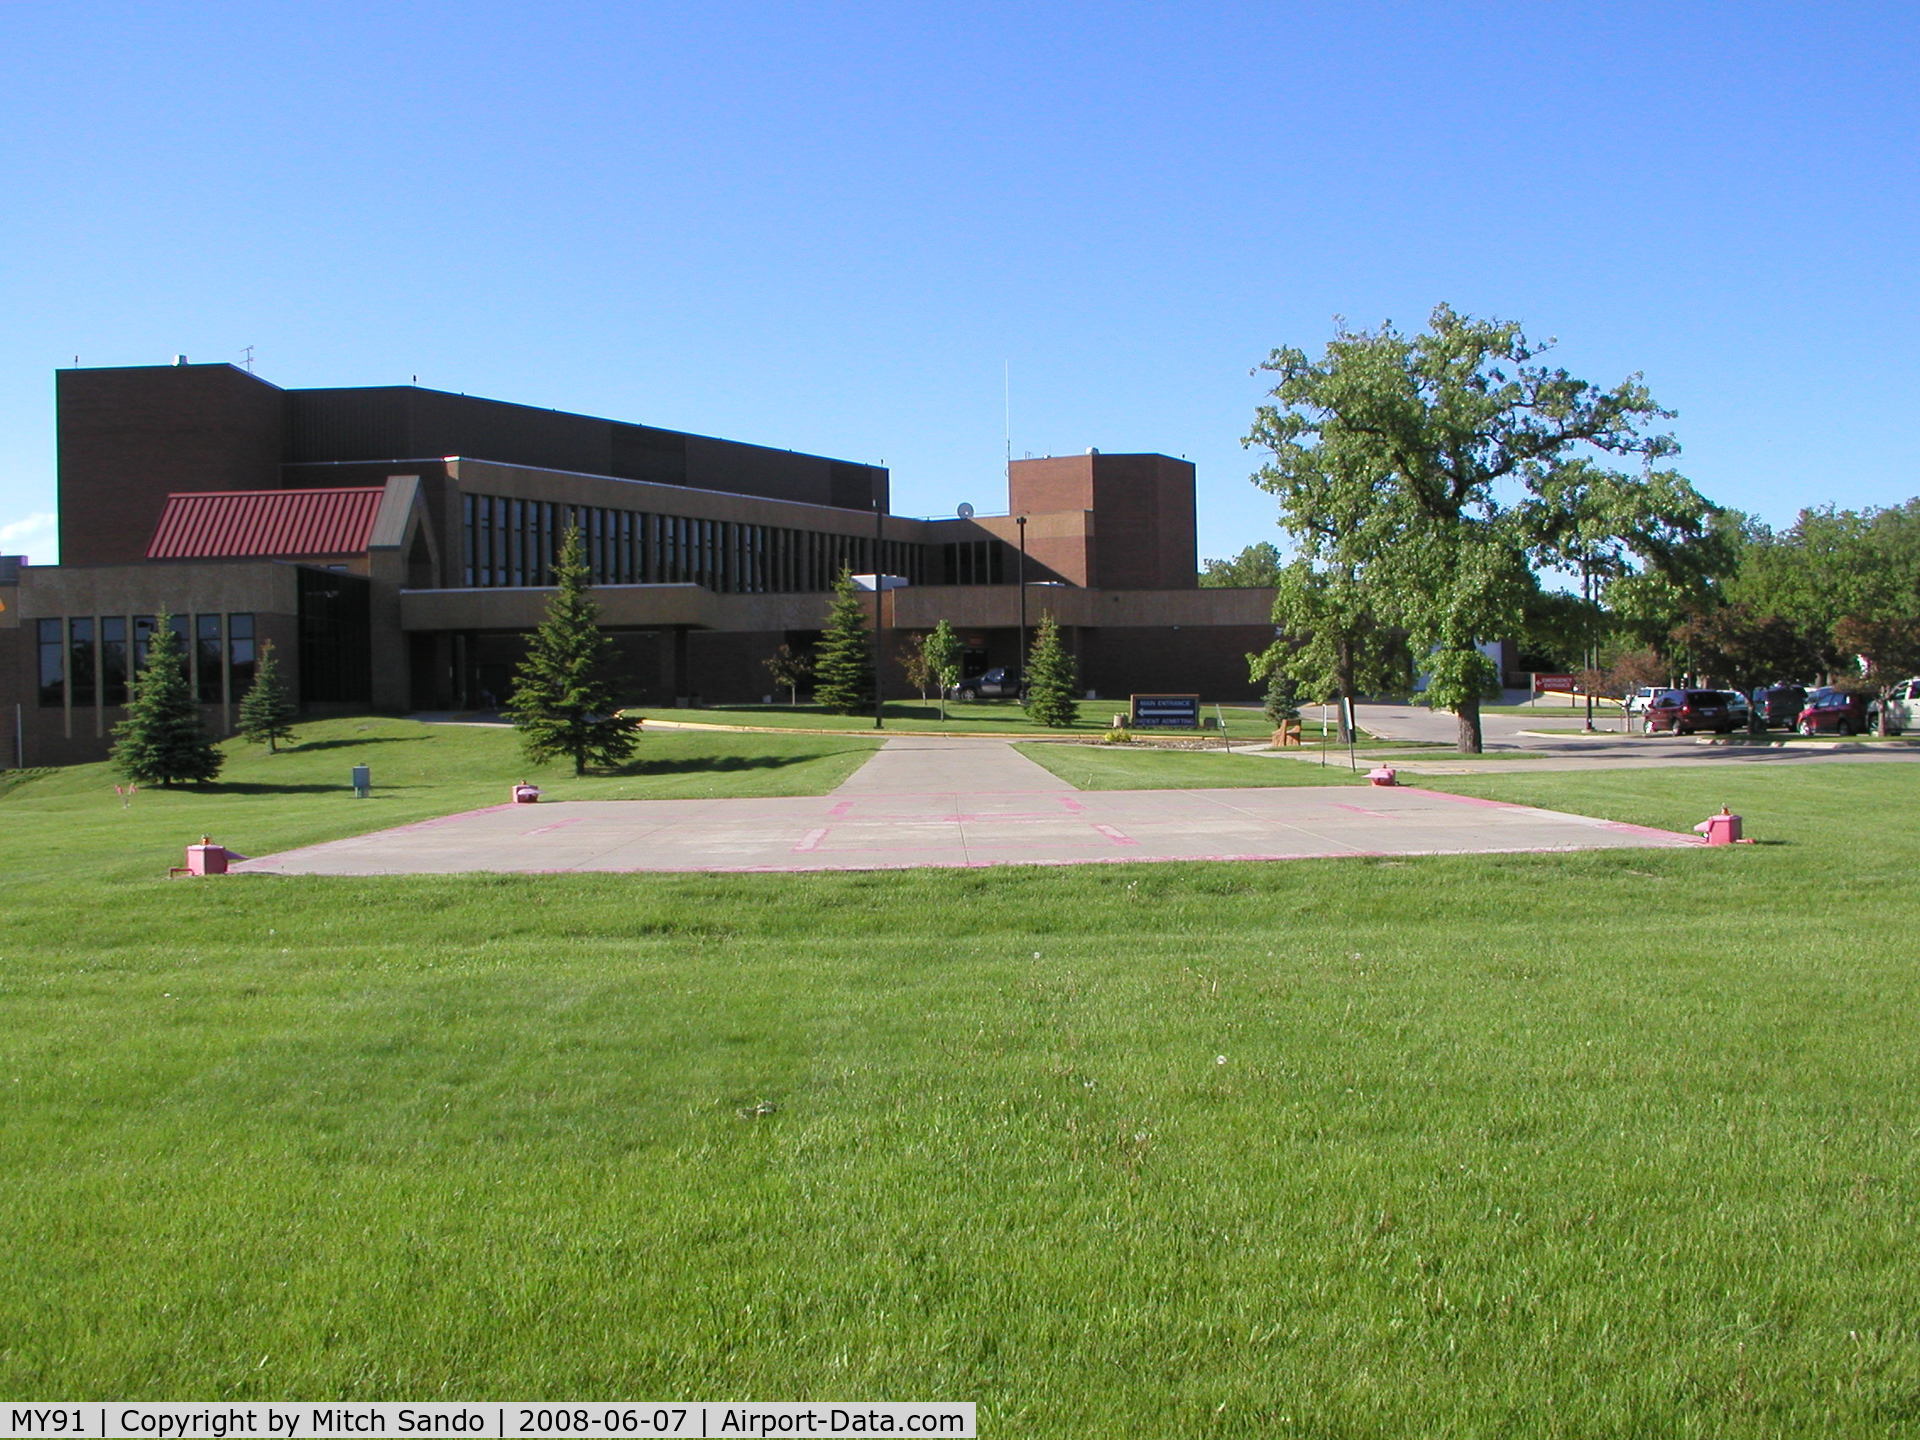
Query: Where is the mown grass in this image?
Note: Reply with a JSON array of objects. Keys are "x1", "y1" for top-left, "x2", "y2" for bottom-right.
[
  {"x1": 0, "y1": 716, "x2": 879, "y2": 886},
  {"x1": 1016, "y1": 742, "x2": 1371, "y2": 789},
  {"x1": 2, "y1": 726, "x2": 1917, "y2": 1435},
  {"x1": 652, "y1": 699, "x2": 1285, "y2": 741}
]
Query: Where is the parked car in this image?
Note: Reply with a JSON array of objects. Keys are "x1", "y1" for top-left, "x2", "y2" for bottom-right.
[
  {"x1": 1624, "y1": 686, "x2": 1663, "y2": 716},
  {"x1": 1866, "y1": 677, "x2": 1919, "y2": 735},
  {"x1": 1751, "y1": 684, "x2": 1809, "y2": 730},
  {"x1": 950, "y1": 667, "x2": 1024, "y2": 701},
  {"x1": 1722, "y1": 689, "x2": 1750, "y2": 726},
  {"x1": 1643, "y1": 689, "x2": 1738, "y2": 735},
  {"x1": 1796, "y1": 687, "x2": 1873, "y2": 736}
]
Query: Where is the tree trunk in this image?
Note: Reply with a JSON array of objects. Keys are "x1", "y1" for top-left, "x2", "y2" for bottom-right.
[{"x1": 1455, "y1": 696, "x2": 1484, "y2": 754}]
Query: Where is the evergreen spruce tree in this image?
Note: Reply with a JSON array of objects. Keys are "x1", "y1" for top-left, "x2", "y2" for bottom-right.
[
  {"x1": 1022, "y1": 613, "x2": 1080, "y2": 728},
  {"x1": 111, "y1": 613, "x2": 223, "y2": 786},
  {"x1": 1262, "y1": 668, "x2": 1301, "y2": 727},
  {"x1": 236, "y1": 639, "x2": 298, "y2": 752},
  {"x1": 505, "y1": 525, "x2": 638, "y2": 775},
  {"x1": 812, "y1": 568, "x2": 875, "y2": 715}
]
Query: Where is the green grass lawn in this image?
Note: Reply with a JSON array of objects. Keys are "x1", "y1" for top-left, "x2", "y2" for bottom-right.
[
  {"x1": 648, "y1": 699, "x2": 1288, "y2": 741},
  {"x1": 2, "y1": 724, "x2": 1917, "y2": 1435},
  {"x1": 0, "y1": 716, "x2": 880, "y2": 886},
  {"x1": 1017, "y1": 742, "x2": 1371, "y2": 789}
]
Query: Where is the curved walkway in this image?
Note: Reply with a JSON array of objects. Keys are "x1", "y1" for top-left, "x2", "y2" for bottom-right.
[{"x1": 233, "y1": 734, "x2": 1698, "y2": 877}]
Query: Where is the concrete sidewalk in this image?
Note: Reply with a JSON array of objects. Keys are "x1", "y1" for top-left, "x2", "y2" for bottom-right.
[{"x1": 233, "y1": 735, "x2": 1700, "y2": 877}]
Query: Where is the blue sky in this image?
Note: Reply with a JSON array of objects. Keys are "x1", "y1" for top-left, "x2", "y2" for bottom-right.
[{"x1": 3, "y1": 2, "x2": 1915, "y2": 571}]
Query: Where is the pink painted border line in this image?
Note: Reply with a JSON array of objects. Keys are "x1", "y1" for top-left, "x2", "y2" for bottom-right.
[{"x1": 1397, "y1": 785, "x2": 1693, "y2": 841}]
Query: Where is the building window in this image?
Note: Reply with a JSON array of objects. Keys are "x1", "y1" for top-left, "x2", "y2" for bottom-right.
[
  {"x1": 38, "y1": 618, "x2": 64, "y2": 706},
  {"x1": 197, "y1": 614, "x2": 224, "y2": 704},
  {"x1": 462, "y1": 495, "x2": 476, "y2": 586},
  {"x1": 229, "y1": 614, "x2": 255, "y2": 698},
  {"x1": 70, "y1": 617, "x2": 97, "y2": 707},
  {"x1": 102, "y1": 617, "x2": 128, "y2": 707},
  {"x1": 133, "y1": 615, "x2": 157, "y2": 671}
]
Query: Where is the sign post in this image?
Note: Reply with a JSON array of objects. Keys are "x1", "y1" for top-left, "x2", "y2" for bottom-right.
[{"x1": 1130, "y1": 694, "x2": 1202, "y2": 730}]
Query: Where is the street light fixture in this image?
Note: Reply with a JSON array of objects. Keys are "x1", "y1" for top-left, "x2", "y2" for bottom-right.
[{"x1": 872, "y1": 498, "x2": 885, "y2": 730}]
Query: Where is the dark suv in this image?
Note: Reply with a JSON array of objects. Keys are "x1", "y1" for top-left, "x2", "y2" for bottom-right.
[
  {"x1": 1751, "y1": 685, "x2": 1808, "y2": 730},
  {"x1": 1643, "y1": 689, "x2": 1738, "y2": 735}
]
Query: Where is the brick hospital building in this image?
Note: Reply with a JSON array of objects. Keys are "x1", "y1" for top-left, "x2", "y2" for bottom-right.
[{"x1": 1, "y1": 362, "x2": 1275, "y2": 766}]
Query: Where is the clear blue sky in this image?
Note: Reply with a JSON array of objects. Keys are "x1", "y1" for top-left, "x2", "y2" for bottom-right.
[{"x1": 3, "y1": 1, "x2": 1915, "y2": 571}]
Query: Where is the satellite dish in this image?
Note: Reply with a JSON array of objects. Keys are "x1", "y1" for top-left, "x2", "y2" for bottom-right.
[{"x1": 956, "y1": 502, "x2": 975, "y2": 519}]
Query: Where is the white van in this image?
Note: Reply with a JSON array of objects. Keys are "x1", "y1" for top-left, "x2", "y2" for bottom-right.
[{"x1": 1868, "y1": 678, "x2": 1920, "y2": 734}]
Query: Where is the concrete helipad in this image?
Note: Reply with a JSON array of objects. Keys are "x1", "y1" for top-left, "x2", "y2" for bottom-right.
[{"x1": 232, "y1": 735, "x2": 1699, "y2": 876}]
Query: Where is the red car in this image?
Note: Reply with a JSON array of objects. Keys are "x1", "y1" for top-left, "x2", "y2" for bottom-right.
[
  {"x1": 1797, "y1": 687, "x2": 1872, "y2": 736},
  {"x1": 1643, "y1": 689, "x2": 1738, "y2": 735}
]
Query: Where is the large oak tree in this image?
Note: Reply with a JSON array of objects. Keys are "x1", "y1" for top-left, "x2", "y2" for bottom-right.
[{"x1": 1245, "y1": 305, "x2": 1716, "y2": 752}]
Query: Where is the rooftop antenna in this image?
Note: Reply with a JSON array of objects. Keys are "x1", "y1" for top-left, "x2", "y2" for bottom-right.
[
  {"x1": 241, "y1": 345, "x2": 255, "y2": 373},
  {"x1": 1004, "y1": 360, "x2": 1012, "y2": 505}
]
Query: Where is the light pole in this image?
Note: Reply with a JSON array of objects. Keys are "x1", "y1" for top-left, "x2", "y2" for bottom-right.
[
  {"x1": 1016, "y1": 514, "x2": 1028, "y2": 674},
  {"x1": 1582, "y1": 551, "x2": 1596, "y2": 733},
  {"x1": 872, "y1": 499, "x2": 885, "y2": 730}
]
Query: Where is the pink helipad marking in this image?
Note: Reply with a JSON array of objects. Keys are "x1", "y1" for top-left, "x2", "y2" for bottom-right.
[
  {"x1": 1331, "y1": 803, "x2": 1392, "y2": 817},
  {"x1": 1603, "y1": 819, "x2": 1703, "y2": 841},
  {"x1": 825, "y1": 801, "x2": 855, "y2": 818},
  {"x1": 387, "y1": 802, "x2": 519, "y2": 832},
  {"x1": 1057, "y1": 795, "x2": 1087, "y2": 813},
  {"x1": 1398, "y1": 786, "x2": 1529, "y2": 811},
  {"x1": 1092, "y1": 823, "x2": 1137, "y2": 846},
  {"x1": 794, "y1": 827, "x2": 830, "y2": 852},
  {"x1": 524, "y1": 818, "x2": 584, "y2": 835}
]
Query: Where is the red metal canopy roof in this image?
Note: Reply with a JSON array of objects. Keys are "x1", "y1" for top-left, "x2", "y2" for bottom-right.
[{"x1": 146, "y1": 488, "x2": 384, "y2": 560}]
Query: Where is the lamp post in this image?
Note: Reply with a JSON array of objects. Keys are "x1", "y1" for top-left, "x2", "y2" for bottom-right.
[
  {"x1": 1016, "y1": 514, "x2": 1028, "y2": 674},
  {"x1": 872, "y1": 498, "x2": 885, "y2": 730}
]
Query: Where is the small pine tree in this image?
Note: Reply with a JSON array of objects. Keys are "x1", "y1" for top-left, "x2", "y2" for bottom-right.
[
  {"x1": 1262, "y1": 668, "x2": 1301, "y2": 727},
  {"x1": 505, "y1": 525, "x2": 639, "y2": 776},
  {"x1": 813, "y1": 568, "x2": 875, "y2": 716},
  {"x1": 1022, "y1": 613, "x2": 1080, "y2": 728},
  {"x1": 111, "y1": 613, "x2": 223, "y2": 786},
  {"x1": 237, "y1": 639, "x2": 298, "y2": 752},
  {"x1": 921, "y1": 619, "x2": 963, "y2": 721}
]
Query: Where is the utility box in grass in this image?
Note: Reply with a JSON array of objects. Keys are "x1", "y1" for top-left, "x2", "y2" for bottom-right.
[{"x1": 351, "y1": 764, "x2": 371, "y2": 798}]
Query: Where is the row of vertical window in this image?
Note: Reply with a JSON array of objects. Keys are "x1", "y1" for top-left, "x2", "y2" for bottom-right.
[
  {"x1": 460, "y1": 494, "x2": 927, "y2": 592},
  {"x1": 38, "y1": 614, "x2": 255, "y2": 709}
]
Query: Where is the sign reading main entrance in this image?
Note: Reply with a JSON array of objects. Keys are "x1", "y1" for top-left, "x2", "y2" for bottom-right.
[{"x1": 1130, "y1": 693, "x2": 1201, "y2": 729}]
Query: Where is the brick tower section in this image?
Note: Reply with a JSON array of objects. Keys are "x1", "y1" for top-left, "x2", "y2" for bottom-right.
[
  {"x1": 1007, "y1": 453, "x2": 1197, "y2": 591},
  {"x1": 57, "y1": 364, "x2": 285, "y2": 567}
]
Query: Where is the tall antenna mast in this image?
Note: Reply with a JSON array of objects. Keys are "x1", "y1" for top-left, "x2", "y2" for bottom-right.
[{"x1": 1003, "y1": 360, "x2": 1012, "y2": 498}]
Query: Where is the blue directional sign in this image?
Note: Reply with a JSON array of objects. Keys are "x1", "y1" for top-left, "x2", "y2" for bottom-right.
[{"x1": 1130, "y1": 693, "x2": 1201, "y2": 729}]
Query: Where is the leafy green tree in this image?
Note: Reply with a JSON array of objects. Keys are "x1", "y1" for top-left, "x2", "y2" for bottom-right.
[
  {"x1": 1022, "y1": 613, "x2": 1080, "y2": 728},
  {"x1": 1200, "y1": 542, "x2": 1285, "y2": 588},
  {"x1": 813, "y1": 569, "x2": 875, "y2": 716},
  {"x1": 505, "y1": 525, "x2": 638, "y2": 775},
  {"x1": 763, "y1": 643, "x2": 813, "y2": 705},
  {"x1": 920, "y1": 619, "x2": 964, "y2": 720},
  {"x1": 1246, "y1": 304, "x2": 1714, "y2": 752},
  {"x1": 1833, "y1": 613, "x2": 1920, "y2": 734},
  {"x1": 236, "y1": 639, "x2": 298, "y2": 752},
  {"x1": 1724, "y1": 500, "x2": 1920, "y2": 676},
  {"x1": 111, "y1": 613, "x2": 223, "y2": 786},
  {"x1": 1250, "y1": 560, "x2": 1410, "y2": 743},
  {"x1": 1671, "y1": 604, "x2": 1823, "y2": 734}
]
